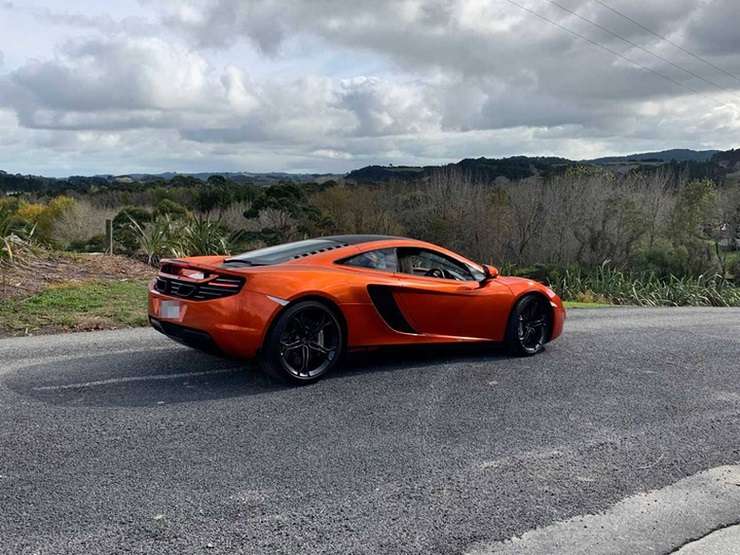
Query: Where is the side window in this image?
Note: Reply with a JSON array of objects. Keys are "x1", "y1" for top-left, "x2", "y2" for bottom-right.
[
  {"x1": 339, "y1": 248, "x2": 398, "y2": 272},
  {"x1": 397, "y1": 248, "x2": 475, "y2": 281}
]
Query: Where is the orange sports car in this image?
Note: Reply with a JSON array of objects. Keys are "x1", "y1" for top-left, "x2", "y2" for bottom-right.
[{"x1": 149, "y1": 235, "x2": 565, "y2": 383}]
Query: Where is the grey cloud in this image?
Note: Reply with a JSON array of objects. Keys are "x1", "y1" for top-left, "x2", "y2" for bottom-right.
[
  {"x1": 156, "y1": 0, "x2": 740, "y2": 101},
  {"x1": 0, "y1": 0, "x2": 739, "y2": 176},
  {"x1": 181, "y1": 118, "x2": 273, "y2": 144},
  {"x1": 336, "y1": 77, "x2": 438, "y2": 137},
  {"x1": 567, "y1": 0, "x2": 699, "y2": 44},
  {"x1": 180, "y1": 75, "x2": 436, "y2": 144},
  {"x1": 3, "y1": 1, "x2": 162, "y2": 37},
  {"x1": 685, "y1": 0, "x2": 740, "y2": 58},
  {"x1": 16, "y1": 109, "x2": 181, "y2": 131},
  {"x1": 159, "y1": 0, "x2": 286, "y2": 53}
]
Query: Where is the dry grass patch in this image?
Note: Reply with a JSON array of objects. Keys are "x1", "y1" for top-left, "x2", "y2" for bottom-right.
[{"x1": 1, "y1": 250, "x2": 154, "y2": 300}]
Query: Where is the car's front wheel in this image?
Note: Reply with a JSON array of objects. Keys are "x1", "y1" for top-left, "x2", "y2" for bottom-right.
[
  {"x1": 506, "y1": 294, "x2": 551, "y2": 356},
  {"x1": 261, "y1": 300, "x2": 344, "y2": 384}
]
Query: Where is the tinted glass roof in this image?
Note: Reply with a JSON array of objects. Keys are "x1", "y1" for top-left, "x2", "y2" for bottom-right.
[{"x1": 223, "y1": 235, "x2": 402, "y2": 266}]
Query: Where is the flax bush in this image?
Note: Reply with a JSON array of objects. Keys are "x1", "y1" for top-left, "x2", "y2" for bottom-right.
[{"x1": 548, "y1": 264, "x2": 740, "y2": 307}]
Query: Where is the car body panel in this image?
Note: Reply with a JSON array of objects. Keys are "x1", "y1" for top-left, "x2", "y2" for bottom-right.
[
  {"x1": 391, "y1": 274, "x2": 513, "y2": 340},
  {"x1": 148, "y1": 236, "x2": 565, "y2": 358}
]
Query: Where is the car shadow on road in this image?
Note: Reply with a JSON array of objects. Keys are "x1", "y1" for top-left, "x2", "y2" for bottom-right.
[
  {"x1": 4, "y1": 342, "x2": 514, "y2": 408},
  {"x1": 343, "y1": 342, "x2": 510, "y2": 373}
]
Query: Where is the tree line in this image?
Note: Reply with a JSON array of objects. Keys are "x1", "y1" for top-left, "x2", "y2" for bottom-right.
[{"x1": 3, "y1": 165, "x2": 739, "y2": 283}]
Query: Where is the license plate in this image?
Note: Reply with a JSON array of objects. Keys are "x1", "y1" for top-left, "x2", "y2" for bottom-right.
[{"x1": 159, "y1": 300, "x2": 181, "y2": 319}]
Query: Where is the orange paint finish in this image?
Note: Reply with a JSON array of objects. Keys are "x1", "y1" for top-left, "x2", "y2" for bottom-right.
[
  {"x1": 392, "y1": 276, "x2": 513, "y2": 341},
  {"x1": 149, "y1": 279, "x2": 279, "y2": 358},
  {"x1": 147, "y1": 237, "x2": 566, "y2": 359}
]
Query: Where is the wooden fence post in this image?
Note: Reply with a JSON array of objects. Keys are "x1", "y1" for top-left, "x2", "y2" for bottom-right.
[{"x1": 105, "y1": 219, "x2": 113, "y2": 255}]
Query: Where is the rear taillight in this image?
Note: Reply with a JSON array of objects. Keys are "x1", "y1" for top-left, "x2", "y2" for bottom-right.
[{"x1": 155, "y1": 263, "x2": 245, "y2": 301}]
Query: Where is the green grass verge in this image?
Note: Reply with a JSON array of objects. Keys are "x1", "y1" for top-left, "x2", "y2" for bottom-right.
[
  {"x1": 563, "y1": 301, "x2": 614, "y2": 309},
  {"x1": 0, "y1": 279, "x2": 149, "y2": 335}
]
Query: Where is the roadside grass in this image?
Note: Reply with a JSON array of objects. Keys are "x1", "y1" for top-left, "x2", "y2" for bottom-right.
[
  {"x1": 552, "y1": 267, "x2": 740, "y2": 307},
  {"x1": 0, "y1": 279, "x2": 149, "y2": 335}
]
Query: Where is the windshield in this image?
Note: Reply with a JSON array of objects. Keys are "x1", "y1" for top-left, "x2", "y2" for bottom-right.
[{"x1": 225, "y1": 239, "x2": 342, "y2": 265}]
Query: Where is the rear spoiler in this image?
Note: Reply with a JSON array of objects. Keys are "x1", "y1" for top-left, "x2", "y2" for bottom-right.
[{"x1": 158, "y1": 258, "x2": 249, "y2": 281}]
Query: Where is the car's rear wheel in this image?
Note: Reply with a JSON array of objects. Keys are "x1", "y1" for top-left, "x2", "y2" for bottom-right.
[
  {"x1": 506, "y1": 294, "x2": 551, "y2": 356},
  {"x1": 261, "y1": 300, "x2": 344, "y2": 384}
]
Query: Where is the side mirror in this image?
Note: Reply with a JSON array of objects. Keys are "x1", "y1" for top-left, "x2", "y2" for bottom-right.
[{"x1": 481, "y1": 264, "x2": 499, "y2": 284}]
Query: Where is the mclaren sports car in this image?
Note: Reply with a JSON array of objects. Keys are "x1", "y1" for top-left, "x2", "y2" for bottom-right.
[{"x1": 148, "y1": 235, "x2": 565, "y2": 383}]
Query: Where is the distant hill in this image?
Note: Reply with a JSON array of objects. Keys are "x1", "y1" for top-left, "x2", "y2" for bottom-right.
[
  {"x1": 713, "y1": 149, "x2": 740, "y2": 185},
  {"x1": 0, "y1": 170, "x2": 341, "y2": 194},
  {"x1": 713, "y1": 148, "x2": 740, "y2": 167},
  {"x1": 347, "y1": 156, "x2": 572, "y2": 184},
  {"x1": 1, "y1": 148, "x2": 737, "y2": 193},
  {"x1": 118, "y1": 171, "x2": 340, "y2": 185},
  {"x1": 345, "y1": 150, "x2": 727, "y2": 184},
  {"x1": 587, "y1": 149, "x2": 720, "y2": 165}
]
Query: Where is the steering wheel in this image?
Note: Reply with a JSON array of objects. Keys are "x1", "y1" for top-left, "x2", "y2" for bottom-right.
[{"x1": 425, "y1": 268, "x2": 445, "y2": 278}]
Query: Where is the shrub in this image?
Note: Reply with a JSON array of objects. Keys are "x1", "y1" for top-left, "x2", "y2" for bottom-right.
[
  {"x1": 175, "y1": 217, "x2": 235, "y2": 257},
  {"x1": 728, "y1": 255, "x2": 740, "y2": 283},
  {"x1": 113, "y1": 206, "x2": 152, "y2": 253},
  {"x1": 53, "y1": 200, "x2": 116, "y2": 249},
  {"x1": 128, "y1": 214, "x2": 238, "y2": 265},
  {"x1": 549, "y1": 264, "x2": 740, "y2": 307},
  {"x1": 1, "y1": 200, "x2": 38, "y2": 265},
  {"x1": 16, "y1": 196, "x2": 75, "y2": 244},
  {"x1": 207, "y1": 201, "x2": 252, "y2": 232},
  {"x1": 127, "y1": 214, "x2": 176, "y2": 265},
  {"x1": 153, "y1": 199, "x2": 189, "y2": 220},
  {"x1": 631, "y1": 242, "x2": 691, "y2": 279},
  {"x1": 68, "y1": 234, "x2": 108, "y2": 253}
]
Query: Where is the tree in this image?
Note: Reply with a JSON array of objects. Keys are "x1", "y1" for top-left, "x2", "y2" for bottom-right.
[
  {"x1": 206, "y1": 175, "x2": 227, "y2": 187},
  {"x1": 244, "y1": 183, "x2": 324, "y2": 243},
  {"x1": 667, "y1": 178, "x2": 720, "y2": 275}
]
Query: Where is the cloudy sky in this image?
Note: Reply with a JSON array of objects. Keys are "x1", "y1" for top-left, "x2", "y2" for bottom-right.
[{"x1": 0, "y1": 0, "x2": 739, "y2": 176}]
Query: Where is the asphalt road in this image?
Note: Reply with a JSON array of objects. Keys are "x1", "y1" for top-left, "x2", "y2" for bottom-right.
[{"x1": 1, "y1": 307, "x2": 739, "y2": 554}]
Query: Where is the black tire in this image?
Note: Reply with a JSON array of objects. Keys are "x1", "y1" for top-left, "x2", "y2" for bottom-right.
[
  {"x1": 260, "y1": 300, "x2": 344, "y2": 384},
  {"x1": 505, "y1": 294, "x2": 551, "y2": 356}
]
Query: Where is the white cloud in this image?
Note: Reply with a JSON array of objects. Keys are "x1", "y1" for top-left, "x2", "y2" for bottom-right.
[
  {"x1": 4, "y1": 37, "x2": 217, "y2": 114},
  {"x1": 0, "y1": 0, "x2": 738, "y2": 175}
]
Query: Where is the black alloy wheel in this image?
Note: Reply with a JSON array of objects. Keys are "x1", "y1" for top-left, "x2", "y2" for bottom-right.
[
  {"x1": 506, "y1": 294, "x2": 551, "y2": 356},
  {"x1": 262, "y1": 300, "x2": 344, "y2": 384}
]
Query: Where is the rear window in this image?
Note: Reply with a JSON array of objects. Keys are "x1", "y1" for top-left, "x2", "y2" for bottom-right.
[{"x1": 224, "y1": 239, "x2": 345, "y2": 266}]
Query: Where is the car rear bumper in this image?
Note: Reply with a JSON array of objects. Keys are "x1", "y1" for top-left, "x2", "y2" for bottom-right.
[
  {"x1": 149, "y1": 317, "x2": 222, "y2": 354},
  {"x1": 148, "y1": 284, "x2": 281, "y2": 359}
]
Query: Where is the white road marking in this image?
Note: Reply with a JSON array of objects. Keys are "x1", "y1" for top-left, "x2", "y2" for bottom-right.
[
  {"x1": 1, "y1": 345, "x2": 180, "y2": 374},
  {"x1": 31, "y1": 368, "x2": 242, "y2": 391}
]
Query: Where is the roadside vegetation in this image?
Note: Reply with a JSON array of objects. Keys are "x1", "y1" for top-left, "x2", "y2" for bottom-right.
[
  {"x1": 530, "y1": 264, "x2": 740, "y2": 307},
  {"x1": 1, "y1": 163, "x2": 740, "y2": 334},
  {"x1": 0, "y1": 280, "x2": 148, "y2": 335}
]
